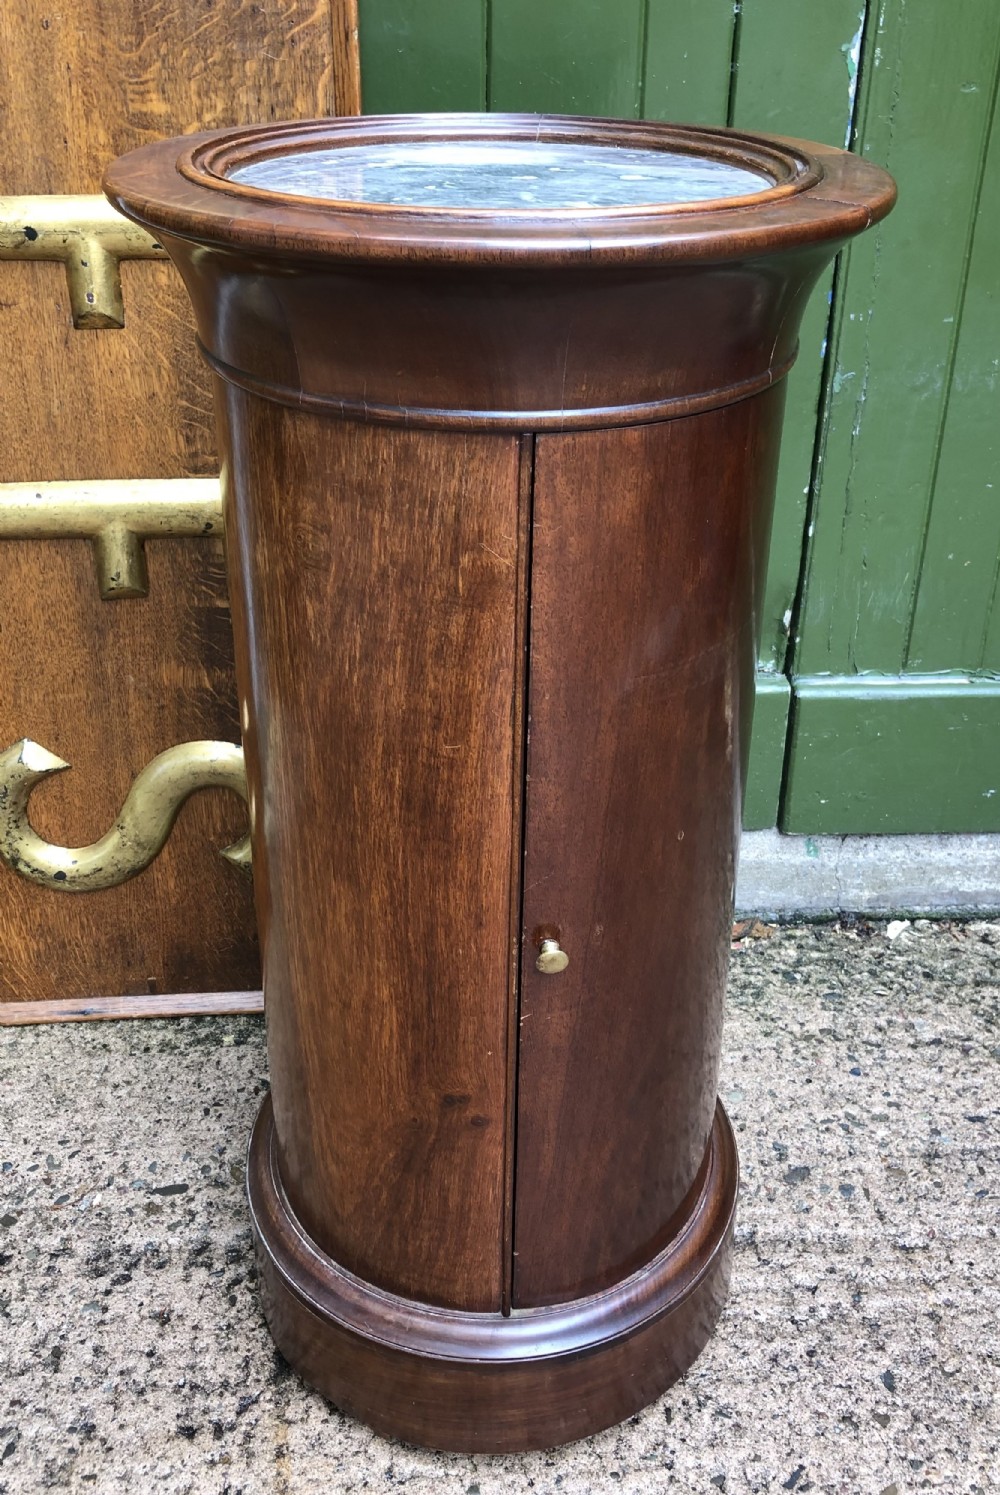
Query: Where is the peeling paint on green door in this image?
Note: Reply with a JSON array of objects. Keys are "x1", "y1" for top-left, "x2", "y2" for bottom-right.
[
  {"x1": 358, "y1": 0, "x2": 1000, "y2": 835},
  {"x1": 783, "y1": 0, "x2": 1000, "y2": 833}
]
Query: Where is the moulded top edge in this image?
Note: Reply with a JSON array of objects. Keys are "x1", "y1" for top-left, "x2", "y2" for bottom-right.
[{"x1": 104, "y1": 113, "x2": 897, "y2": 267}]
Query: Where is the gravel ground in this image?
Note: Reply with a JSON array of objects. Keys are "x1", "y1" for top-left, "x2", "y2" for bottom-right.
[{"x1": 1, "y1": 919, "x2": 997, "y2": 1494}]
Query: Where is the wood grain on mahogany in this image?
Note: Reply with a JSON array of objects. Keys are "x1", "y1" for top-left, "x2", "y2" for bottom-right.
[
  {"x1": 514, "y1": 390, "x2": 784, "y2": 1305},
  {"x1": 0, "y1": 1, "x2": 360, "y2": 1005},
  {"x1": 217, "y1": 394, "x2": 522, "y2": 1311}
]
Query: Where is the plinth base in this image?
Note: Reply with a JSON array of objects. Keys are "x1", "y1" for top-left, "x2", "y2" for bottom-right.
[{"x1": 247, "y1": 1094, "x2": 739, "y2": 1452}]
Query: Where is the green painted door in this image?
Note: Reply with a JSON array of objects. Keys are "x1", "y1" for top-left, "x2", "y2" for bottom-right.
[{"x1": 358, "y1": 0, "x2": 1000, "y2": 834}]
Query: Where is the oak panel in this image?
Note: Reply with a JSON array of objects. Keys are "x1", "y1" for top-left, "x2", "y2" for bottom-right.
[
  {"x1": 0, "y1": 0, "x2": 340, "y2": 195},
  {"x1": 0, "y1": 0, "x2": 359, "y2": 1002},
  {"x1": 0, "y1": 537, "x2": 259, "y2": 1002},
  {"x1": 0, "y1": 260, "x2": 217, "y2": 482}
]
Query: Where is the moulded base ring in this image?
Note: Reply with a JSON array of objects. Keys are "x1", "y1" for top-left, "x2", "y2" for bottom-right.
[{"x1": 247, "y1": 1092, "x2": 739, "y2": 1453}]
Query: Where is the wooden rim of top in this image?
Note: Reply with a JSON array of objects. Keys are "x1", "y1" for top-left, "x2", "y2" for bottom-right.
[{"x1": 105, "y1": 113, "x2": 896, "y2": 268}]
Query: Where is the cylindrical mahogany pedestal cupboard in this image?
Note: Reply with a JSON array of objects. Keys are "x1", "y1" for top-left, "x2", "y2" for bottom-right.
[{"x1": 107, "y1": 117, "x2": 894, "y2": 1452}]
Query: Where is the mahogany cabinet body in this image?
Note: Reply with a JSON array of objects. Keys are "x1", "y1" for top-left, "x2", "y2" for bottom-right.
[{"x1": 106, "y1": 115, "x2": 895, "y2": 1451}]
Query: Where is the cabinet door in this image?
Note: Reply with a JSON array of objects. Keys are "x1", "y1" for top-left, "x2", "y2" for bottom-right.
[
  {"x1": 513, "y1": 395, "x2": 782, "y2": 1307},
  {"x1": 220, "y1": 400, "x2": 529, "y2": 1312}
]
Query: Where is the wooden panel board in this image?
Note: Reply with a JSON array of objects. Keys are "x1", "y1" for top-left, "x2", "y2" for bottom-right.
[
  {"x1": 358, "y1": 0, "x2": 487, "y2": 112},
  {"x1": 0, "y1": 261, "x2": 217, "y2": 482},
  {"x1": 732, "y1": 0, "x2": 868, "y2": 673},
  {"x1": 783, "y1": 675, "x2": 1000, "y2": 834},
  {"x1": 0, "y1": 0, "x2": 359, "y2": 1004},
  {"x1": 332, "y1": 0, "x2": 363, "y2": 118},
  {"x1": 489, "y1": 0, "x2": 644, "y2": 116},
  {"x1": 0, "y1": 0, "x2": 348, "y2": 483},
  {"x1": 982, "y1": 578, "x2": 1000, "y2": 670},
  {"x1": 0, "y1": 537, "x2": 260, "y2": 1002},
  {"x1": 794, "y1": 0, "x2": 1000, "y2": 678},
  {"x1": 907, "y1": 79, "x2": 1000, "y2": 672},
  {"x1": 0, "y1": 991, "x2": 264, "y2": 1026},
  {"x1": 731, "y1": 0, "x2": 873, "y2": 827},
  {"x1": 733, "y1": 0, "x2": 865, "y2": 144},
  {"x1": 0, "y1": 0, "x2": 343, "y2": 194},
  {"x1": 642, "y1": 0, "x2": 734, "y2": 125}
]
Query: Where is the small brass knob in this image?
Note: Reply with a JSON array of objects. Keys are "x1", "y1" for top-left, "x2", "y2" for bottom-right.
[{"x1": 536, "y1": 937, "x2": 569, "y2": 975}]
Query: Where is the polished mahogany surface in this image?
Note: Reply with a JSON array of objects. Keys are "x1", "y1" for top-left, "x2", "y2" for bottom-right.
[
  {"x1": 217, "y1": 400, "x2": 524, "y2": 1311},
  {"x1": 514, "y1": 390, "x2": 784, "y2": 1306},
  {"x1": 106, "y1": 113, "x2": 889, "y2": 262},
  {"x1": 106, "y1": 115, "x2": 894, "y2": 1450}
]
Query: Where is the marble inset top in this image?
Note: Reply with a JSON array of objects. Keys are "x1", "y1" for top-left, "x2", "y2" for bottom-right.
[{"x1": 228, "y1": 140, "x2": 771, "y2": 211}]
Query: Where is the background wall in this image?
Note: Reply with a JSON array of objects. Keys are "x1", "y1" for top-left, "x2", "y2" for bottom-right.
[
  {"x1": 358, "y1": 0, "x2": 1000, "y2": 834},
  {"x1": 0, "y1": 0, "x2": 358, "y2": 1007}
]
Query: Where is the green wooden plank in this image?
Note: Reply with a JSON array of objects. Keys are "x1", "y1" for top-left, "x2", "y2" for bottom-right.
[
  {"x1": 730, "y1": 0, "x2": 871, "y2": 828},
  {"x1": 731, "y1": 0, "x2": 867, "y2": 675},
  {"x1": 743, "y1": 672, "x2": 791, "y2": 831},
  {"x1": 489, "y1": 0, "x2": 644, "y2": 116},
  {"x1": 982, "y1": 573, "x2": 1000, "y2": 669},
  {"x1": 753, "y1": 285, "x2": 832, "y2": 669},
  {"x1": 782, "y1": 675, "x2": 1000, "y2": 834},
  {"x1": 733, "y1": 0, "x2": 865, "y2": 145},
  {"x1": 794, "y1": 0, "x2": 1000, "y2": 678},
  {"x1": 359, "y1": 0, "x2": 487, "y2": 113},
  {"x1": 907, "y1": 77, "x2": 1000, "y2": 671},
  {"x1": 642, "y1": 0, "x2": 733, "y2": 126}
]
